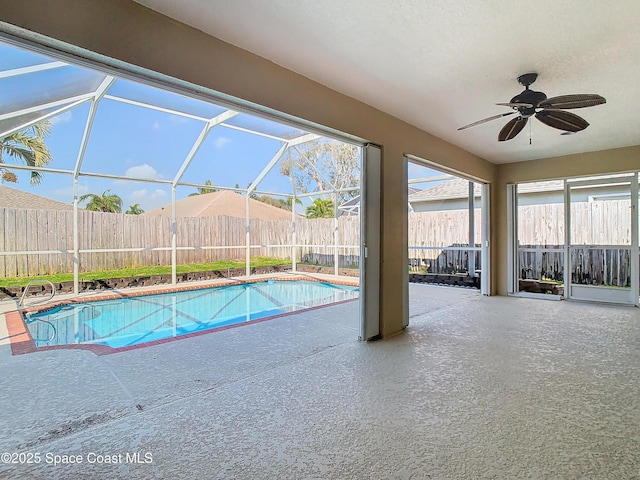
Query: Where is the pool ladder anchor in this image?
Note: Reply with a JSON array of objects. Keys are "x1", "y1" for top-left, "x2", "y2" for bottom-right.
[{"x1": 18, "y1": 279, "x2": 56, "y2": 309}]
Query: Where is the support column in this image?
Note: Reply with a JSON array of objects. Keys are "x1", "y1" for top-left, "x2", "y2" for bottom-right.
[
  {"x1": 171, "y1": 186, "x2": 177, "y2": 284},
  {"x1": 290, "y1": 161, "x2": 298, "y2": 273},
  {"x1": 291, "y1": 194, "x2": 297, "y2": 272},
  {"x1": 563, "y1": 180, "x2": 571, "y2": 299},
  {"x1": 334, "y1": 192, "x2": 339, "y2": 276},
  {"x1": 506, "y1": 184, "x2": 519, "y2": 294},
  {"x1": 630, "y1": 174, "x2": 638, "y2": 306},
  {"x1": 379, "y1": 147, "x2": 408, "y2": 337},
  {"x1": 468, "y1": 181, "x2": 476, "y2": 277},
  {"x1": 73, "y1": 177, "x2": 79, "y2": 295},
  {"x1": 245, "y1": 195, "x2": 251, "y2": 277}
]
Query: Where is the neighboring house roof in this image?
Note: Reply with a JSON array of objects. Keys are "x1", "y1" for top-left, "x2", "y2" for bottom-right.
[
  {"x1": 409, "y1": 178, "x2": 564, "y2": 203},
  {"x1": 0, "y1": 184, "x2": 74, "y2": 211},
  {"x1": 516, "y1": 180, "x2": 565, "y2": 194},
  {"x1": 409, "y1": 178, "x2": 481, "y2": 203},
  {"x1": 144, "y1": 189, "x2": 296, "y2": 220},
  {"x1": 338, "y1": 187, "x2": 421, "y2": 216}
]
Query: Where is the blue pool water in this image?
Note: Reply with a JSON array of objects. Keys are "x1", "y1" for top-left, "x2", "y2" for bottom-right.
[{"x1": 25, "y1": 280, "x2": 359, "y2": 349}]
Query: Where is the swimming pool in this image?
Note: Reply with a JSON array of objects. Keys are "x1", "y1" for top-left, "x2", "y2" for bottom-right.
[{"x1": 24, "y1": 279, "x2": 359, "y2": 351}]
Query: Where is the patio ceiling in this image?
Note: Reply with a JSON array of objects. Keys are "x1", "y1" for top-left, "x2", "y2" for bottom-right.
[{"x1": 133, "y1": 0, "x2": 640, "y2": 165}]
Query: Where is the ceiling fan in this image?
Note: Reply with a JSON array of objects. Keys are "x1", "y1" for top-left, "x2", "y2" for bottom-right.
[{"x1": 458, "y1": 73, "x2": 606, "y2": 141}]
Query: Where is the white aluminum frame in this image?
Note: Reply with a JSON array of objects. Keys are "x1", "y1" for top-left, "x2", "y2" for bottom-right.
[
  {"x1": 506, "y1": 183, "x2": 518, "y2": 295},
  {"x1": 360, "y1": 144, "x2": 381, "y2": 340}
]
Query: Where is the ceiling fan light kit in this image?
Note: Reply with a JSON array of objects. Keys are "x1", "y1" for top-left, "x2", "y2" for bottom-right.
[{"x1": 458, "y1": 73, "x2": 606, "y2": 142}]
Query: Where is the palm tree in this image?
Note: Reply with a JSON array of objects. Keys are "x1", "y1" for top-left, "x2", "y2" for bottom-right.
[
  {"x1": 189, "y1": 180, "x2": 217, "y2": 196},
  {"x1": 0, "y1": 121, "x2": 53, "y2": 185},
  {"x1": 125, "y1": 204, "x2": 145, "y2": 215},
  {"x1": 79, "y1": 189, "x2": 122, "y2": 213},
  {"x1": 306, "y1": 198, "x2": 334, "y2": 218},
  {"x1": 286, "y1": 196, "x2": 303, "y2": 211}
]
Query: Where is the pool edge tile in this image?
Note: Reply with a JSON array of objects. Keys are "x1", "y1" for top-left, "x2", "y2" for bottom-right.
[{"x1": 6, "y1": 311, "x2": 37, "y2": 355}]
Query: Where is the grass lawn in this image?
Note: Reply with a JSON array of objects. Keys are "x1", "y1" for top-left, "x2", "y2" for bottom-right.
[{"x1": 0, "y1": 257, "x2": 289, "y2": 287}]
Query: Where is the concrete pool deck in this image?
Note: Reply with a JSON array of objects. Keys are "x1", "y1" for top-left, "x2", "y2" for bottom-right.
[{"x1": 1, "y1": 283, "x2": 639, "y2": 478}]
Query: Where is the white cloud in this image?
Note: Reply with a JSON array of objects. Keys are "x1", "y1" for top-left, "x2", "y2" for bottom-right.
[
  {"x1": 50, "y1": 110, "x2": 73, "y2": 126},
  {"x1": 152, "y1": 121, "x2": 161, "y2": 130},
  {"x1": 150, "y1": 189, "x2": 167, "y2": 201},
  {"x1": 130, "y1": 189, "x2": 167, "y2": 202},
  {"x1": 127, "y1": 188, "x2": 168, "y2": 211},
  {"x1": 123, "y1": 164, "x2": 163, "y2": 180},
  {"x1": 52, "y1": 184, "x2": 90, "y2": 201},
  {"x1": 214, "y1": 136, "x2": 231, "y2": 149}
]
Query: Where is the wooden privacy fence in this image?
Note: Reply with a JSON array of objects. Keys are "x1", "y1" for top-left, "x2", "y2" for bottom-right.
[
  {"x1": 0, "y1": 208, "x2": 363, "y2": 277},
  {"x1": 408, "y1": 209, "x2": 482, "y2": 274},
  {"x1": 517, "y1": 199, "x2": 632, "y2": 246},
  {"x1": 1, "y1": 207, "x2": 477, "y2": 277},
  {"x1": 518, "y1": 247, "x2": 564, "y2": 281},
  {"x1": 517, "y1": 198, "x2": 634, "y2": 285},
  {"x1": 519, "y1": 246, "x2": 633, "y2": 287},
  {"x1": 0, "y1": 199, "x2": 634, "y2": 278},
  {"x1": 408, "y1": 246, "x2": 481, "y2": 275}
]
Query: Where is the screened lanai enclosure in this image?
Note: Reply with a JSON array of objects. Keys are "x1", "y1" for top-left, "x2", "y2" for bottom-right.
[
  {"x1": 406, "y1": 157, "x2": 490, "y2": 293},
  {"x1": 0, "y1": 39, "x2": 363, "y2": 293}
]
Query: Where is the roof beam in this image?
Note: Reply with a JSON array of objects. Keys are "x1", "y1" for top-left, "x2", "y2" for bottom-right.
[
  {"x1": 0, "y1": 92, "x2": 94, "y2": 123},
  {"x1": 0, "y1": 61, "x2": 66, "y2": 79},
  {"x1": 294, "y1": 186, "x2": 359, "y2": 198},
  {"x1": 288, "y1": 133, "x2": 320, "y2": 146},
  {"x1": 104, "y1": 94, "x2": 211, "y2": 123},
  {"x1": 408, "y1": 175, "x2": 454, "y2": 185},
  {"x1": 73, "y1": 76, "x2": 117, "y2": 176},
  {"x1": 218, "y1": 122, "x2": 290, "y2": 142},
  {"x1": 172, "y1": 109, "x2": 239, "y2": 186},
  {"x1": 0, "y1": 97, "x2": 91, "y2": 139},
  {"x1": 246, "y1": 142, "x2": 288, "y2": 195}
]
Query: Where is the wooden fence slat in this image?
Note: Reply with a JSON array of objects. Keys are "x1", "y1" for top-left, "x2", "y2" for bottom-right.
[
  {"x1": 15, "y1": 210, "x2": 28, "y2": 276},
  {"x1": 5, "y1": 208, "x2": 17, "y2": 277}
]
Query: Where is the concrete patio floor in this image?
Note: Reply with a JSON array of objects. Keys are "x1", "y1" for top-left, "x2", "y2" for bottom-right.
[{"x1": 0, "y1": 284, "x2": 639, "y2": 479}]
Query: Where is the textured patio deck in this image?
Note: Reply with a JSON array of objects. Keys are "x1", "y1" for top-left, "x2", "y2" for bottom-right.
[{"x1": 0, "y1": 283, "x2": 639, "y2": 478}]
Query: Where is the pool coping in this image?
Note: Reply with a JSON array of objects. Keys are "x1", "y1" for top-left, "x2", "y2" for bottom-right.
[{"x1": 5, "y1": 274, "x2": 359, "y2": 356}]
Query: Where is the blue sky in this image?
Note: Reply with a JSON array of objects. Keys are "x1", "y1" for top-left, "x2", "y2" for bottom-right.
[
  {"x1": 5, "y1": 86, "x2": 305, "y2": 211},
  {"x1": 0, "y1": 41, "x2": 324, "y2": 212}
]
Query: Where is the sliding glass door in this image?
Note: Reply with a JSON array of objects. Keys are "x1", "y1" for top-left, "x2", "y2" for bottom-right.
[{"x1": 565, "y1": 174, "x2": 639, "y2": 305}]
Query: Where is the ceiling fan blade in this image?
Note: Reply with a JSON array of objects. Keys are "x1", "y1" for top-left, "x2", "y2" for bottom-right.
[
  {"x1": 495, "y1": 102, "x2": 534, "y2": 108},
  {"x1": 538, "y1": 94, "x2": 606, "y2": 109},
  {"x1": 498, "y1": 117, "x2": 528, "y2": 141},
  {"x1": 536, "y1": 110, "x2": 589, "y2": 132},
  {"x1": 458, "y1": 111, "x2": 516, "y2": 131}
]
